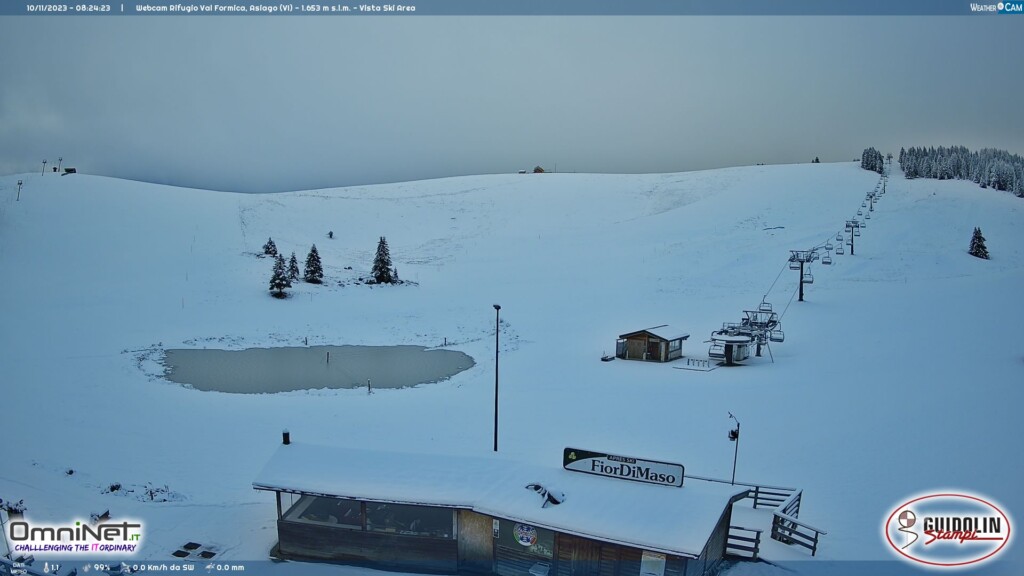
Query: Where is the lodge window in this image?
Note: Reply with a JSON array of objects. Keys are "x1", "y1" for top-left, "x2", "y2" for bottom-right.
[
  {"x1": 366, "y1": 502, "x2": 455, "y2": 539},
  {"x1": 668, "y1": 340, "x2": 681, "y2": 352},
  {"x1": 283, "y1": 495, "x2": 363, "y2": 529}
]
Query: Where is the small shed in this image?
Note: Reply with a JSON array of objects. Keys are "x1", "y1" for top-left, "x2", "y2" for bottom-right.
[{"x1": 616, "y1": 325, "x2": 689, "y2": 362}]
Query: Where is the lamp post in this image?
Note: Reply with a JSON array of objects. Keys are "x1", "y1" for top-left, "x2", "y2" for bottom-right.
[
  {"x1": 728, "y1": 412, "x2": 741, "y2": 485},
  {"x1": 493, "y1": 304, "x2": 501, "y2": 452},
  {"x1": 17, "y1": 180, "x2": 23, "y2": 201}
]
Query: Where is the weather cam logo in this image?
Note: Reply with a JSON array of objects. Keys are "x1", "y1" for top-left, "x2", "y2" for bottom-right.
[{"x1": 884, "y1": 492, "x2": 1012, "y2": 567}]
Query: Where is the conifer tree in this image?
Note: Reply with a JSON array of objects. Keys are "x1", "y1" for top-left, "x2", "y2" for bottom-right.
[
  {"x1": 968, "y1": 227, "x2": 990, "y2": 260},
  {"x1": 269, "y1": 253, "x2": 291, "y2": 297},
  {"x1": 372, "y1": 236, "x2": 394, "y2": 284},
  {"x1": 287, "y1": 252, "x2": 300, "y2": 281},
  {"x1": 263, "y1": 237, "x2": 278, "y2": 256},
  {"x1": 304, "y1": 244, "x2": 324, "y2": 284}
]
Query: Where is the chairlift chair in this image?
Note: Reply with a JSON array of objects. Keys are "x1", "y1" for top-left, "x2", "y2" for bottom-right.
[
  {"x1": 859, "y1": 219, "x2": 867, "y2": 228},
  {"x1": 854, "y1": 228, "x2": 861, "y2": 236},
  {"x1": 861, "y1": 201, "x2": 867, "y2": 208},
  {"x1": 865, "y1": 212, "x2": 871, "y2": 219},
  {"x1": 789, "y1": 261, "x2": 801, "y2": 270},
  {"x1": 836, "y1": 244, "x2": 845, "y2": 255},
  {"x1": 802, "y1": 272, "x2": 814, "y2": 284},
  {"x1": 708, "y1": 343, "x2": 725, "y2": 360},
  {"x1": 769, "y1": 329, "x2": 785, "y2": 343},
  {"x1": 825, "y1": 242, "x2": 834, "y2": 251},
  {"x1": 758, "y1": 301, "x2": 773, "y2": 313},
  {"x1": 857, "y1": 209, "x2": 863, "y2": 216},
  {"x1": 822, "y1": 253, "x2": 832, "y2": 265}
]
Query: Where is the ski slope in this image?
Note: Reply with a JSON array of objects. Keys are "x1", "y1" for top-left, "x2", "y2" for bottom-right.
[{"x1": 0, "y1": 162, "x2": 1021, "y2": 571}]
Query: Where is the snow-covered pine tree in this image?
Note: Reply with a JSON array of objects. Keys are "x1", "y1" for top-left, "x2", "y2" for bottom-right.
[
  {"x1": 968, "y1": 227, "x2": 990, "y2": 260},
  {"x1": 288, "y1": 252, "x2": 300, "y2": 281},
  {"x1": 372, "y1": 236, "x2": 394, "y2": 284},
  {"x1": 263, "y1": 237, "x2": 278, "y2": 256},
  {"x1": 270, "y1": 253, "x2": 291, "y2": 297},
  {"x1": 304, "y1": 244, "x2": 324, "y2": 284}
]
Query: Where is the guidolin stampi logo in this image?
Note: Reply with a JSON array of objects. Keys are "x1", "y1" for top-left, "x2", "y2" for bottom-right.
[{"x1": 884, "y1": 492, "x2": 1011, "y2": 567}]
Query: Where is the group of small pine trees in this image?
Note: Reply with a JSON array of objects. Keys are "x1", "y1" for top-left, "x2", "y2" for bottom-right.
[
  {"x1": 264, "y1": 238, "x2": 323, "y2": 298},
  {"x1": 265, "y1": 235, "x2": 400, "y2": 298},
  {"x1": 860, "y1": 147, "x2": 885, "y2": 174}
]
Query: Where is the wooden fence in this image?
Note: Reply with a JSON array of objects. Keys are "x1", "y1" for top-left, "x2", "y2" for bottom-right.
[
  {"x1": 725, "y1": 526, "x2": 762, "y2": 560},
  {"x1": 685, "y1": 475, "x2": 825, "y2": 558},
  {"x1": 770, "y1": 491, "x2": 827, "y2": 556}
]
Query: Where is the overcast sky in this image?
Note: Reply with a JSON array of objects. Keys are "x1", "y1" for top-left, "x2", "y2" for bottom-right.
[{"x1": 1, "y1": 15, "x2": 1021, "y2": 192}]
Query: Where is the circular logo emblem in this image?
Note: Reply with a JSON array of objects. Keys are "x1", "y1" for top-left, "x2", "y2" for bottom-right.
[
  {"x1": 898, "y1": 510, "x2": 917, "y2": 529},
  {"x1": 997, "y1": 2, "x2": 1004, "y2": 9},
  {"x1": 514, "y1": 523, "x2": 538, "y2": 546}
]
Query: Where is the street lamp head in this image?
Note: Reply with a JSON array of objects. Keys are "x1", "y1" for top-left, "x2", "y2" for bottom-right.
[{"x1": 493, "y1": 304, "x2": 501, "y2": 311}]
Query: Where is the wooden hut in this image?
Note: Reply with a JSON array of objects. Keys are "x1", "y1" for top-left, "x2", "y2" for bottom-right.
[{"x1": 616, "y1": 326, "x2": 689, "y2": 362}]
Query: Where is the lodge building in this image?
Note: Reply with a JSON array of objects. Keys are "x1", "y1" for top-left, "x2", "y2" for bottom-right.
[{"x1": 253, "y1": 441, "x2": 748, "y2": 576}]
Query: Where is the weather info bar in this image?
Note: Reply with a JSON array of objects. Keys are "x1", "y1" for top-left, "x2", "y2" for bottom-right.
[{"x1": 7, "y1": 0, "x2": 1022, "y2": 16}]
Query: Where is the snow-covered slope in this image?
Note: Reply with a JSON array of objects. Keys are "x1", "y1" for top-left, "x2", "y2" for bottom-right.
[{"x1": 0, "y1": 163, "x2": 1021, "y2": 567}]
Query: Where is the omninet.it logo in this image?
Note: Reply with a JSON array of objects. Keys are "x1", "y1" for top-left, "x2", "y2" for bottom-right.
[
  {"x1": 884, "y1": 492, "x2": 1012, "y2": 568},
  {"x1": 5, "y1": 518, "x2": 143, "y2": 554}
]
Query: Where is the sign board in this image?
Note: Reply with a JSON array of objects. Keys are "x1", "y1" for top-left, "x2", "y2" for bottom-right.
[{"x1": 563, "y1": 447, "x2": 684, "y2": 487}]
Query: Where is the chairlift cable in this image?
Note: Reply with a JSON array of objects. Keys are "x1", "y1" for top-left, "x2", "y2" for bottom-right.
[
  {"x1": 779, "y1": 282, "x2": 799, "y2": 320},
  {"x1": 765, "y1": 259, "x2": 789, "y2": 298}
]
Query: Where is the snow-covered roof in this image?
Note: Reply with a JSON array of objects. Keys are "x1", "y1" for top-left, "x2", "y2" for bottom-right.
[
  {"x1": 253, "y1": 442, "x2": 745, "y2": 558},
  {"x1": 620, "y1": 325, "x2": 690, "y2": 341},
  {"x1": 711, "y1": 332, "x2": 753, "y2": 344}
]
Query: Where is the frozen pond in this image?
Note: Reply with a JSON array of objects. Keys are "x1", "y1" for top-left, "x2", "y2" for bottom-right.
[{"x1": 162, "y1": 345, "x2": 475, "y2": 393}]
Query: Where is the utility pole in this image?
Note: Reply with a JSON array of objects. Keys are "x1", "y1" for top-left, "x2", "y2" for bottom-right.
[
  {"x1": 17, "y1": 180, "x2": 23, "y2": 201},
  {"x1": 493, "y1": 304, "x2": 501, "y2": 452},
  {"x1": 728, "y1": 412, "x2": 741, "y2": 485}
]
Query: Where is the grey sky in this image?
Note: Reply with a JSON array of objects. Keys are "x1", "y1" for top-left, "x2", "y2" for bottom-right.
[{"x1": 1, "y1": 16, "x2": 1021, "y2": 192}]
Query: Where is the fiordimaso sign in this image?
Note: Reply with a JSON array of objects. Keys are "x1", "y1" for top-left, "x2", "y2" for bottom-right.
[{"x1": 563, "y1": 448, "x2": 684, "y2": 487}]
